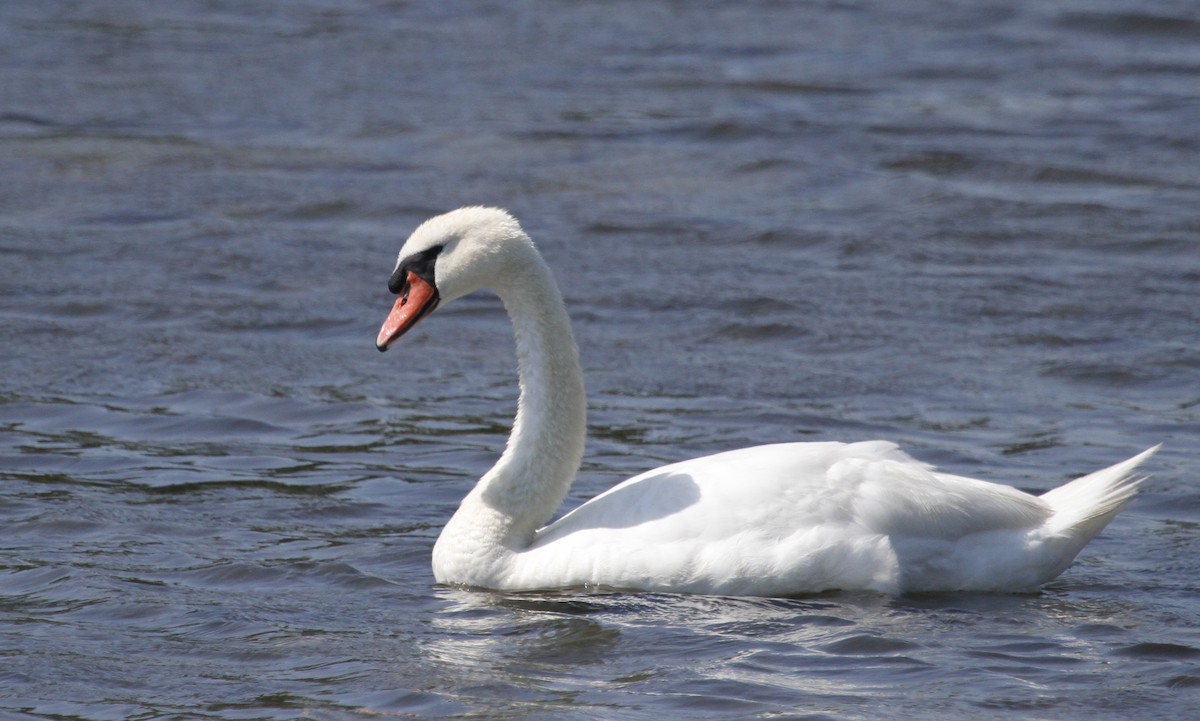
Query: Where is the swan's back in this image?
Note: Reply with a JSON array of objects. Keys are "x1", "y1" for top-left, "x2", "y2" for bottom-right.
[{"x1": 501, "y1": 441, "x2": 1155, "y2": 595}]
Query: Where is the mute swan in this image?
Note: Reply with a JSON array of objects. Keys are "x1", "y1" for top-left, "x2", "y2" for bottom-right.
[{"x1": 376, "y1": 206, "x2": 1157, "y2": 596}]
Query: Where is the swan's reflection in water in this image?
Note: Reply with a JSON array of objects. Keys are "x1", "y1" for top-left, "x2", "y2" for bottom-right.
[
  {"x1": 418, "y1": 585, "x2": 1167, "y2": 717},
  {"x1": 421, "y1": 588, "x2": 624, "y2": 714},
  {"x1": 427, "y1": 588, "x2": 620, "y2": 669},
  {"x1": 420, "y1": 587, "x2": 888, "y2": 715}
]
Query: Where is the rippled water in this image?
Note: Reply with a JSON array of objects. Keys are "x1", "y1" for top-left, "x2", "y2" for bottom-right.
[{"x1": 2, "y1": 1, "x2": 1199, "y2": 719}]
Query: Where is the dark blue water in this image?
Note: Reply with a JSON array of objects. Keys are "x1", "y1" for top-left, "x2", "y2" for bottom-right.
[{"x1": 2, "y1": 1, "x2": 1198, "y2": 719}]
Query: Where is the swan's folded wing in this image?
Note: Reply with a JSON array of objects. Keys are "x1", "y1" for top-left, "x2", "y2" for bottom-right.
[
  {"x1": 835, "y1": 456, "x2": 1052, "y2": 540},
  {"x1": 533, "y1": 441, "x2": 852, "y2": 546},
  {"x1": 540, "y1": 441, "x2": 1052, "y2": 546}
]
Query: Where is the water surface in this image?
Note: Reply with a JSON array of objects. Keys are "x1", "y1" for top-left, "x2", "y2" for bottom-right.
[{"x1": 2, "y1": 1, "x2": 1198, "y2": 719}]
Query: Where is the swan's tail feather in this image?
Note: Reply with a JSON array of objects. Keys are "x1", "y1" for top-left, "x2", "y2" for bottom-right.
[{"x1": 1040, "y1": 444, "x2": 1159, "y2": 540}]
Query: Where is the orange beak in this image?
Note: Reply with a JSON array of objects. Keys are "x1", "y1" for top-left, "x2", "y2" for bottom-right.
[{"x1": 376, "y1": 270, "x2": 439, "y2": 351}]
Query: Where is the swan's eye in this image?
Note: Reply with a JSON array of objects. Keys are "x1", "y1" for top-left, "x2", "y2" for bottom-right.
[{"x1": 388, "y1": 244, "x2": 442, "y2": 295}]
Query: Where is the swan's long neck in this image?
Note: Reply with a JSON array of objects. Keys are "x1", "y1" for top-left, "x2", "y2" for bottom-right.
[{"x1": 432, "y1": 250, "x2": 587, "y2": 585}]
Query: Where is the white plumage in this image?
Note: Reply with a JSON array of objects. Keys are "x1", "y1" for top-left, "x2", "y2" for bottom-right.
[{"x1": 376, "y1": 206, "x2": 1157, "y2": 596}]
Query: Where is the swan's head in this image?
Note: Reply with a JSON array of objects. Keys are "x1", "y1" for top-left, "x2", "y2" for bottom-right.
[{"x1": 376, "y1": 206, "x2": 532, "y2": 351}]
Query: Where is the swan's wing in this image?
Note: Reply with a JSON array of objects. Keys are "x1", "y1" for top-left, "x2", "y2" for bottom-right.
[
  {"x1": 535, "y1": 441, "x2": 854, "y2": 545},
  {"x1": 524, "y1": 441, "x2": 872, "y2": 593},
  {"x1": 836, "y1": 455, "x2": 1052, "y2": 539},
  {"x1": 519, "y1": 440, "x2": 1055, "y2": 594},
  {"x1": 537, "y1": 439, "x2": 1051, "y2": 545}
]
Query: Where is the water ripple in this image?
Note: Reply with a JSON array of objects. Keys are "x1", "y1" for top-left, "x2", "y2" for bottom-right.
[{"x1": 2, "y1": 1, "x2": 1198, "y2": 719}]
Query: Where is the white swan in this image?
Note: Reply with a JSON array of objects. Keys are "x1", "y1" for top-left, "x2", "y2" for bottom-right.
[{"x1": 376, "y1": 206, "x2": 1157, "y2": 596}]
